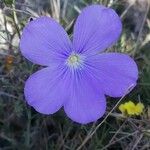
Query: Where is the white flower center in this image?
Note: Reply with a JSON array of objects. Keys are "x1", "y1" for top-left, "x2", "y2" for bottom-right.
[{"x1": 67, "y1": 53, "x2": 84, "y2": 69}]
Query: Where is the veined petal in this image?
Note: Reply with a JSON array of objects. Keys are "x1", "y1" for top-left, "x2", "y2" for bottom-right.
[
  {"x1": 24, "y1": 67, "x2": 70, "y2": 114},
  {"x1": 73, "y1": 5, "x2": 122, "y2": 55},
  {"x1": 64, "y1": 70, "x2": 106, "y2": 124},
  {"x1": 20, "y1": 16, "x2": 72, "y2": 66},
  {"x1": 85, "y1": 53, "x2": 138, "y2": 97}
]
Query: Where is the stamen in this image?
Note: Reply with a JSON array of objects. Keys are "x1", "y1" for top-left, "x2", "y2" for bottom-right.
[
  {"x1": 69, "y1": 55, "x2": 79, "y2": 64},
  {"x1": 67, "y1": 53, "x2": 84, "y2": 69}
]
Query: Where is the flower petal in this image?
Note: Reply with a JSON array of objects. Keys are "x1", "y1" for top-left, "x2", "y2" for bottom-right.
[
  {"x1": 24, "y1": 67, "x2": 70, "y2": 114},
  {"x1": 86, "y1": 53, "x2": 138, "y2": 97},
  {"x1": 73, "y1": 5, "x2": 122, "y2": 55},
  {"x1": 64, "y1": 71, "x2": 106, "y2": 124},
  {"x1": 20, "y1": 16, "x2": 72, "y2": 66}
]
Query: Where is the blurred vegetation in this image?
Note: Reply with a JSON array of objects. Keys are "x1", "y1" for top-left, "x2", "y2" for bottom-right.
[{"x1": 0, "y1": 0, "x2": 150, "y2": 149}]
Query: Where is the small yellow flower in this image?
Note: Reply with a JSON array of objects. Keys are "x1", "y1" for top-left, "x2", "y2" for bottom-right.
[
  {"x1": 119, "y1": 101, "x2": 144, "y2": 116},
  {"x1": 124, "y1": 101, "x2": 137, "y2": 115},
  {"x1": 118, "y1": 104, "x2": 126, "y2": 114},
  {"x1": 135, "y1": 103, "x2": 144, "y2": 115}
]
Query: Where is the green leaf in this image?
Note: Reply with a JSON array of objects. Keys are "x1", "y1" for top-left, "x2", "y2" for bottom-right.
[{"x1": 2, "y1": 0, "x2": 13, "y2": 5}]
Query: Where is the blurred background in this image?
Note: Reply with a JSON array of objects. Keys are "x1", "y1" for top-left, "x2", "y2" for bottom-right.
[{"x1": 0, "y1": 0, "x2": 150, "y2": 149}]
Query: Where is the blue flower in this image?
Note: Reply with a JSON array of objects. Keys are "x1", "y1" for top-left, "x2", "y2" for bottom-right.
[{"x1": 20, "y1": 5, "x2": 138, "y2": 124}]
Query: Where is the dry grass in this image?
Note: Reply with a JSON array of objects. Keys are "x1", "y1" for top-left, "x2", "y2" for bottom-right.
[{"x1": 0, "y1": 0, "x2": 150, "y2": 149}]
